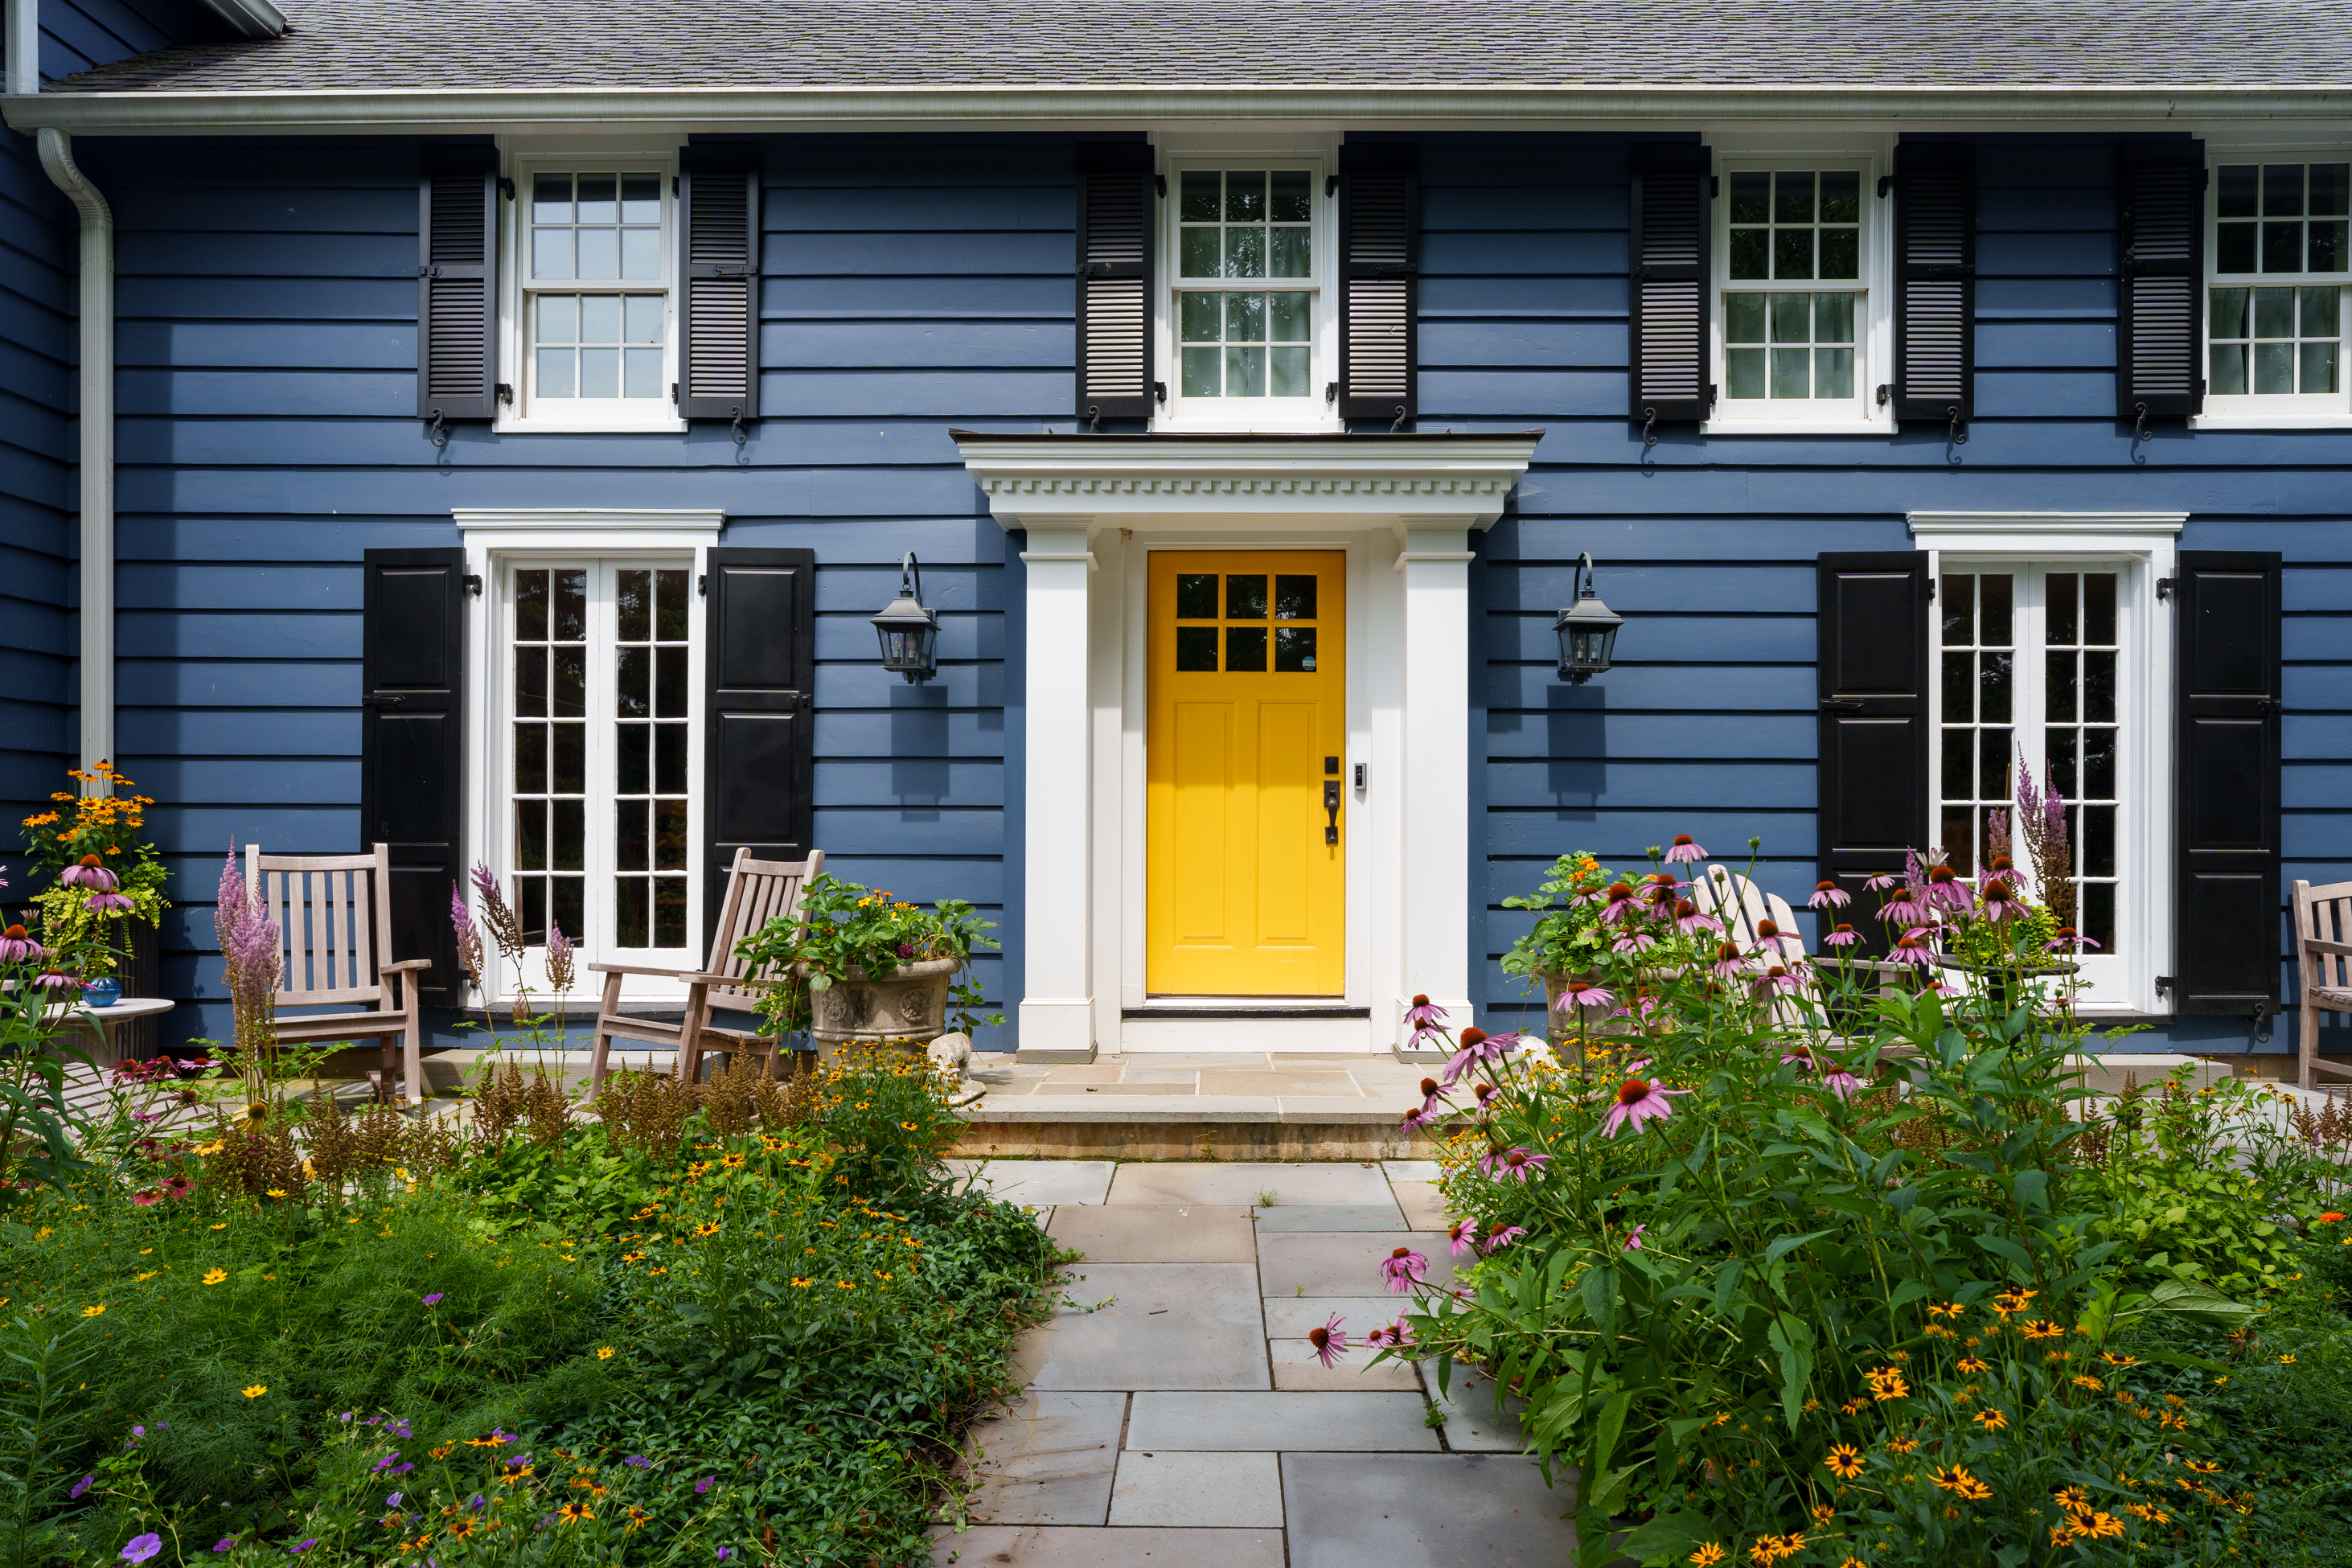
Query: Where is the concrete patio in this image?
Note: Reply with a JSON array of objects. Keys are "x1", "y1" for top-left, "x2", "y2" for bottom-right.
[{"x1": 930, "y1": 1158, "x2": 1579, "y2": 1567}]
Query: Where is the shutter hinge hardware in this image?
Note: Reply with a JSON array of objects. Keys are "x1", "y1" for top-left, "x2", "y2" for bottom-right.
[
  {"x1": 2256, "y1": 696, "x2": 2283, "y2": 713},
  {"x1": 1325, "y1": 174, "x2": 1339, "y2": 196},
  {"x1": 1153, "y1": 380, "x2": 1167, "y2": 404},
  {"x1": 498, "y1": 176, "x2": 515, "y2": 200},
  {"x1": 1709, "y1": 174, "x2": 1718, "y2": 199},
  {"x1": 1948, "y1": 406, "x2": 1968, "y2": 446},
  {"x1": 1389, "y1": 406, "x2": 1408, "y2": 433},
  {"x1": 1325, "y1": 380, "x2": 1338, "y2": 404},
  {"x1": 1154, "y1": 174, "x2": 1166, "y2": 198},
  {"x1": 1876, "y1": 383, "x2": 1890, "y2": 407},
  {"x1": 730, "y1": 406, "x2": 747, "y2": 446},
  {"x1": 1087, "y1": 404, "x2": 1102, "y2": 433},
  {"x1": 425, "y1": 408, "x2": 448, "y2": 449},
  {"x1": 495, "y1": 383, "x2": 513, "y2": 404},
  {"x1": 671, "y1": 381, "x2": 679, "y2": 405},
  {"x1": 2156, "y1": 577, "x2": 2176, "y2": 601},
  {"x1": 1640, "y1": 408, "x2": 1658, "y2": 448},
  {"x1": 1877, "y1": 174, "x2": 1895, "y2": 198},
  {"x1": 2132, "y1": 400, "x2": 2153, "y2": 444},
  {"x1": 697, "y1": 573, "x2": 708, "y2": 597},
  {"x1": 2155, "y1": 975, "x2": 2175, "y2": 997},
  {"x1": 462, "y1": 573, "x2": 482, "y2": 597},
  {"x1": 417, "y1": 265, "x2": 439, "y2": 277}
]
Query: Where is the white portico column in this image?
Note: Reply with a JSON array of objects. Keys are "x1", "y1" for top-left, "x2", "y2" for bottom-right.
[
  {"x1": 1396, "y1": 521, "x2": 1478, "y2": 1044},
  {"x1": 1016, "y1": 523, "x2": 1098, "y2": 1057}
]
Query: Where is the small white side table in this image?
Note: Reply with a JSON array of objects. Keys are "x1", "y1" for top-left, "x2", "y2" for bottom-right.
[{"x1": 44, "y1": 996, "x2": 178, "y2": 1068}]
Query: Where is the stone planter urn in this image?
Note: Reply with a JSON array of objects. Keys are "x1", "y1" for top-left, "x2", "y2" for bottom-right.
[{"x1": 804, "y1": 957, "x2": 960, "y2": 1048}]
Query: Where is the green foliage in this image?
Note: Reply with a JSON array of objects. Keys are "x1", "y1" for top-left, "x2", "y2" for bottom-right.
[
  {"x1": 736, "y1": 874, "x2": 1002, "y2": 1037},
  {"x1": 1944, "y1": 903, "x2": 2059, "y2": 969},
  {"x1": 1499, "y1": 851, "x2": 1621, "y2": 982}
]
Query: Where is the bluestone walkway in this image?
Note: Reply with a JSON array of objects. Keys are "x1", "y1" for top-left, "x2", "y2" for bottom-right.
[{"x1": 930, "y1": 1159, "x2": 1582, "y2": 1567}]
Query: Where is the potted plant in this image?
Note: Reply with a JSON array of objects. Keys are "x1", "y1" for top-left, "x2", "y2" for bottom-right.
[
  {"x1": 737, "y1": 873, "x2": 999, "y2": 1053},
  {"x1": 19, "y1": 763, "x2": 169, "y2": 1031},
  {"x1": 1500, "y1": 850, "x2": 1635, "y2": 1029}
]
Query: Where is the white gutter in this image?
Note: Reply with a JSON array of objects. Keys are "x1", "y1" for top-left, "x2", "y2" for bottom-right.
[
  {"x1": 6, "y1": 83, "x2": 2352, "y2": 136},
  {"x1": 35, "y1": 126, "x2": 113, "y2": 777}
]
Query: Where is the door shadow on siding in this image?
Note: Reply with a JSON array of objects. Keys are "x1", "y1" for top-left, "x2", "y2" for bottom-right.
[
  {"x1": 1546, "y1": 684, "x2": 1606, "y2": 814},
  {"x1": 889, "y1": 684, "x2": 950, "y2": 819}
]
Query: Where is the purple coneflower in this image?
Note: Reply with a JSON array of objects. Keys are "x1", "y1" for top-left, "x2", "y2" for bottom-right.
[
  {"x1": 1363, "y1": 1320, "x2": 1405, "y2": 1349},
  {"x1": 1863, "y1": 872, "x2": 1898, "y2": 893},
  {"x1": 1924, "y1": 864, "x2": 1973, "y2": 914},
  {"x1": 1707, "y1": 940, "x2": 1747, "y2": 982},
  {"x1": 1808, "y1": 880, "x2": 1851, "y2": 909},
  {"x1": 1399, "y1": 1105, "x2": 1439, "y2": 1133},
  {"x1": 2046, "y1": 928, "x2": 2101, "y2": 953},
  {"x1": 1307, "y1": 1314, "x2": 1348, "y2": 1367},
  {"x1": 1753, "y1": 963, "x2": 1808, "y2": 995},
  {"x1": 1878, "y1": 892, "x2": 1929, "y2": 930},
  {"x1": 1599, "y1": 882, "x2": 1641, "y2": 922},
  {"x1": 1446, "y1": 1218, "x2": 1480, "y2": 1258},
  {"x1": 0, "y1": 924, "x2": 40, "y2": 963},
  {"x1": 1440, "y1": 1026, "x2": 1510, "y2": 1086},
  {"x1": 1556, "y1": 982, "x2": 1616, "y2": 1012},
  {"x1": 1780, "y1": 1045, "x2": 1817, "y2": 1069},
  {"x1": 1612, "y1": 930, "x2": 1659, "y2": 955},
  {"x1": 1753, "y1": 917, "x2": 1799, "y2": 957},
  {"x1": 64, "y1": 855, "x2": 117, "y2": 892},
  {"x1": 1822, "y1": 1071, "x2": 1865, "y2": 1102},
  {"x1": 84, "y1": 891, "x2": 136, "y2": 916},
  {"x1": 1482, "y1": 1225, "x2": 1525, "y2": 1254},
  {"x1": 1672, "y1": 899, "x2": 1721, "y2": 938},
  {"x1": 161, "y1": 1176, "x2": 191, "y2": 1200},
  {"x1": 1381, "y1": 1246, "x2": 1429, "y2": 1293},
  {"x1": 1977, "y1": 873, "x2": 2022, "y2": 922},
  {"x1": 1621, "y1": 1223, "x2": 1647, "y2": 1252},
  {"x1": 33, "y1": 970, "x2": 78, "y2": 989},
  {"x1": 1662, "y1": 834, "x2": 1708, "y2": 864},
  {"x1": 1601, "y1": 1077, "x2": 1690, "y2": 1139},
  {"x1": 1480, "y1": 1146, "x2": 1550, "y2": 1182},
  {"x1": 1886, "y1": 931, "x2": 1936, "y2": 969},
  {"x1": 1823, "y1": 924, "x2": 1861, "y2": 949},
  {"x1": 131, "y1": 1189, "x2": 158, "y2": 1207}
]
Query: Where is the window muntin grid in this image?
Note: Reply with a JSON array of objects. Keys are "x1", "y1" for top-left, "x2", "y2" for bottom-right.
[
  {"x1": 2209, "y1": 161, "x2": 2350, "y2": 404},
  {"x1": 1172, "y1": 168, "x2": 1318, "y2": 402},
  {"x1": 522, "y1": 170, "x2": 670, "y2": 408},
  {"x1": 1722, "y1": 169, "x2": 1867, "y2": 407},
  {"x1": 511, "y1": 566, "x2": 588, "y2": 946},
  {"x1": 614, "y1": 568, "x2": 692, "y2": 950},
  {"x1": 1936, "y1": 568, "x2": 2123, "y2": 956},
  {"x1": 1172, "y1": 570, "x2": 1322, "y2": 673}
]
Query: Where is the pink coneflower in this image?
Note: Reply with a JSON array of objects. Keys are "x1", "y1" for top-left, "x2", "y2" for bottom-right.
[
  {"x1": 0, "y1": 924, "x2": 41, "y2": 963},
  {"x1": 1663, "y1": 834, "x2": 1708, "y2": 864},
  {"x1": 84, "y1": 891, "x2": 136, "y2": 916},
  {"x1": 161, "y1": 1176, "x2": 191, "y2": 1200},
  {"x1": 1599, "y1": 882, "x2": 1640, "y2": 922},
  {"x1": 1977, "y1": 874, "x2": 2022, "y2": 922},
  {"x1": 1808, "y1": 880, "x2": 1851, "y2": 909},
  {"x1": 1416, "y1": 1076, "x2": 1445, "y2": 1111},
  {"x1": 1403, "y1": 993, "x2": 1450, "y2": 1053},
  {"x1": 1753, "y1": 963, "x2": 1808, "y2": 995},
  {"x1": 1822, "y1": 1071, "x2": 1865, "y2": 1102},
  {"x1": 1480, "y1": 1146, "x2": 1550, "y2": 1182},
  {"x1": 2046, "y1": 928, "x2": 2101, "y2": 953},
  {"x1": 1442, "y1": 1026, "x2": 1513, "y2": 1086},
  {"x1": 1555, "y1": 982, "x2": 1616, "y2": 1012},
  {"x1": 1878, "y1": 893, "x2": 1929, "y2": 929},
  {"x1": 1399, "y1": 1106, "x2": 1439, "y2": 1133},
  {"x1": 1924, "y1": 864, "x2": 1973, "y2": 914},
  {"x1": 1708, "y1": 941, "x2": 1747, "y2": 982},
  {"x1": 131, "y1": 1189, "x2": 158, "y2": 1207},
  {"x1": 1612, "y1": 930, "x2": 1659, "y2": 955},
  {"x1": 1780, "y1": 1045, "x2": 1817, "y2": 1069},
  {"x1": 1481, "y1": 1225, "x2": 1525, "y2": 1254},
  {"x1": 1621, "y1": 1223, "x2": 1648, "y2": 1252},
  {"x1": 1887, "y1": 931, "x2": 1935, "y2": 969},
  {"x1": 62, "y1": 854, "x2": 117, "y2": 891},
  {"x1": 33, "y1": 970, "x2": 78, "y2": 989},
  {"x1": 1381, "y1": 1246, "x2": 1430, "y2": 1293},
  {"x1": 1446, "y1": 1219, "x2": 1480, "y2": 1258},
  {"x1": 1364, "y1": 1318, "x2": 1414, "y2": 1349},
  {"x1": 1754, "y1": 917, "x2": 1798, "y2": 957},
  {"x1": 1863, "y1": 872, "x2": 1898, "y2": 893},
  {"x1": 1601, "y1": 1077, "x2": 1689, "y2": 1138},
  {"x1": 1672, "y1": 899, "x2": 1721, "y2": 937},
  {"x1": 1307, "y1": 1314, "x2": 1348, "y2": 1367},
  {"x1": 1472, "y1": 1082, "x2": 1499, "y2": 1110},
  {"x1": 1823, "y1": 924, "x2": 1861, "y2": 949}
]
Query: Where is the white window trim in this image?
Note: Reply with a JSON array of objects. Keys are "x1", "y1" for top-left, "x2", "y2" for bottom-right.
[
  {"x1": 454, "y1": 509, "x2": 722, "y2": 1011},
  {"x1": 1703, "y1": 142, "x2": 1895, "y2": 435},
  {"x1": 1907, "y1": 511, "x2": 2182, "y2": 1016},
  {"x1": 1152, "y1": 140, "x2": 1344, "y2": 436},
  {"x1": 496, "y1": 142, "x2": 688, "y2": 435},
  {"x1": 2193, "y1": 144, "x2": 2352, "y2": 430}
]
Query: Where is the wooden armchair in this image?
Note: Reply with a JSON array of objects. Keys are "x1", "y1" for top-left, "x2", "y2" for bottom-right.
[
  {"x1": 244, "y1": 843, "x2": 432, "y2": 1104},
  {"x1": 587, "y1": 848, "x2": 823, "y2": 1094},
  {"x1": 2292, "y1": 879, "x2": 2352, "y2": 1090}
]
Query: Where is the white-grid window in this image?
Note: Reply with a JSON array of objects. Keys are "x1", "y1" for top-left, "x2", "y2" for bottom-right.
[
  {"x1": 1711, "y1": 157, "x2": 1891, "y2": 429},
  {"x1": 1159, "y1": 156, "x2": 1336, "y2": 432},
  {"x1": 502, "y1": 154, "x2": 683, "y2": 432},
  {"x1": 2206, "y1": 158, "x2": 2351, "y2": 416},
  {"x1": 500, "y1": 560, "x2": 699, "y2": 961},
  {"x1": 1934, "y1": 564, "x2": 2135, "y2": 1005}
]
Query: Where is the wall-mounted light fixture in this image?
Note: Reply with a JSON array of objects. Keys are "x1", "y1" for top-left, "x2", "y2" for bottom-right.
[
  {"x1": 871, "y1": 552, "x2": 940, "y2": 683},
  {"x1": 1553, "y1": 552, "x2": 1623, "y2": 683}
]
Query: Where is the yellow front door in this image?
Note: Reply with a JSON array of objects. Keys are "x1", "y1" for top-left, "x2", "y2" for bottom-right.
[{"x1": 1147, "y1": 551, "x2": 1346, "y2": 995}]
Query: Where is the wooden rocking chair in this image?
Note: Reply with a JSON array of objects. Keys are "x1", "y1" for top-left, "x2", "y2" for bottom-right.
[
  {"x1": 2292, "y1": 879, "x2": 2352, "y2": 1090},
  {"x1": 243, "y1": 843, "x2": 433, "y2": 1104},
  {"x1": 586, "y1": 848, "x2": 823, "y2": 1094}
]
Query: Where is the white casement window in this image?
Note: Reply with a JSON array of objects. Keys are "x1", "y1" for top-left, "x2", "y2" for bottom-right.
[
  {"x1": 2202, "y1": 156, "x2": 2352, "y2": 422},
  {"x1": 1157, "y1": 155, "x2": 1339, "y2": 433},
  {"x1": 1710, "y1": 154, "x2": 1894, "y2": 432},
  {"x1": 1928, "y1": 557, "x2": 2168, "y2": 1012},
  {"x1": 499, "y1": 150, "x2": 685, "y2": 433},
  {"x1": 492, "y1": 558, "x2": 701, "y2": 972}
]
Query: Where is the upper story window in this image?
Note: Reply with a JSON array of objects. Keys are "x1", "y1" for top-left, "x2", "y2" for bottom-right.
[
  {"x1": 1710, "y1": 158, "x2": 1891, "y2": 430},
  {"x1": 502, "y1": 155, "x2": 684, "y2": 433},
  {"x1": 1160, "y1": 158, "x2": 1336, "y2": 432},
  {"x1": 2207, "y1": 158, "x2": 2350, "y2": 415}
]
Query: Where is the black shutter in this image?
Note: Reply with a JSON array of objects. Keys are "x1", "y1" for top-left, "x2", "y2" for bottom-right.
[
  {"x1": 703, "y1": 548, "x2": 815, "y2": 930},
  {"x1": 361, "y1": 548, "x2": 466, "y2": 1006},
  {"x1": 1337, "y1": 142, "x2": 1418, "y2": 424},
  {"x1": 678, "y1": 144, "x2": 761, "y2": 422},
  {"x1": 416, "y1": 146, "x2": 497, "y2": 422},
  {"x1": 2118, "y1": 139, "x2": 2206, "y2": 423},
  {"x1": 1074, "y1": 142, "x2": 1155, "y2": 421},
  {"x1": 2173, "y1": 552, "x2": 2283, "y2": 1016},
  {"x1": 1893, "y1": 142, "x2": 1976, "y2": 425},
  {"x1": 1816, "y1": 552, "x2": 1931, "y2": 938},
  {"x1": 1628, "y1": 142, "x2": 1713, "y2": 425}
]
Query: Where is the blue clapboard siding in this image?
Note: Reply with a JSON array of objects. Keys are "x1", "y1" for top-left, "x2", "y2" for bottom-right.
[
  {"x1": 1414, "y1": 133, "x2": 2352, "y2": 1053},
  {"x1": 74, "y1": 133, "x2": 1079, "y2": 1053}
]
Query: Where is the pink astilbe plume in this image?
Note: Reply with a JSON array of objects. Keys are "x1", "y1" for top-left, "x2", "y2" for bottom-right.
[
  {"x1": 449, "y1": 881, "x2": 485, "y2": 987},
  {"x1": 214, "y1": 842, "x2": 282, "y2": 1077},
  {"x1": 470, "y1": 864, "x2": 528, "y2": 960},
  {"x1": 2013, "y1": 756, "x2": 2076, "y2": 930},
  {"x1": 545, "y1": 920, "x2": 576, "y2": 995}
]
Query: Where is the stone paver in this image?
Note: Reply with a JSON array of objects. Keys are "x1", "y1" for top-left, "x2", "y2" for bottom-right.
[
  {"x1": 963, "y1": 1392, "x2": 1125, "y2": 1525},
  {"x1": 1250, "y1": 1202, "x2": 1406, "y2": 1232},
  {"x1": 1107, "y1": 1160, "x2": 1395, "y2": 1207},
  {"x1": 1012, "y1": 1263, "x2": 1269, "y2": 1391},
  {"x1": 1383, "y1": 1160, "x2": 1443, "y2": 1181},
  {"x1": 1430, "y1": 1372, "x2": 1535, "y2": 1452},
  {"x1": 950, "y1": 1160, "x2": 1117, "y2": 1206},
  {"x1": 1269, "y1": 1337, "x2": 1422, "y2": 1391},
  {"x1": 1258, "y1": 1230, "x2": 1458, "y2": 1297},
  {"x1": 1047, "y1": 1204, "x2": 1256, "y2": 1262},
  {"x1": 929, "y1": 1525, "x2": 1288, "y2": 1567},
  {"x1": 1389, "y1": 1178, "x2": 1451, "y2": 1229},
  {"x1": 1127, "y1": 1392, "x2": 1440, "y2": 1452},
  {"x1": 1262, "y1": 1295, "x2": 1405, "y2": 1339},
  {"x1": 1282, "y1": 1452, "x2": 1578, "y2": 1568},
  {"x1": 1107, "y1": 1451, "x2": 1284, "y2": 1527},
  {"x1": 1198, "y1": 1071, "x2": 1364, "y2": 1096}
]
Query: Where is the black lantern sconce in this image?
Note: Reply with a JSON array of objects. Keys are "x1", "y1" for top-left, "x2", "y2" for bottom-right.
[
  {"x1": 1553, "y1": 552, "x2": 1623, "y2": 684},
  {"x1": 871, "y1": 552, "x2": 940, "y2": 683}
]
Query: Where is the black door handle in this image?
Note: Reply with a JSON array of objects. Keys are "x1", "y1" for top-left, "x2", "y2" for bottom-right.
[{"x1": 1324, "y1": 782, "x2": 1341, "y2": 845}]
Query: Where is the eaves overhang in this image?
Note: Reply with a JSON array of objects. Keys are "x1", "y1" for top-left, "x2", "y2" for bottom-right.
[{"x1": 8, "y1": 83, "x2": 2352, "y2": 136}]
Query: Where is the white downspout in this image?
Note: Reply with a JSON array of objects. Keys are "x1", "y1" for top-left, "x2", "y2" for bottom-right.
[{"x1": 35, "y1": 125, "x2": 114, "y2": 778}]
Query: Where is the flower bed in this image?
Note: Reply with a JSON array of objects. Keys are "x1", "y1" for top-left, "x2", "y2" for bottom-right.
[{"x1": 0, "y1": 1051, "x2": 1058, "y2": 1566}]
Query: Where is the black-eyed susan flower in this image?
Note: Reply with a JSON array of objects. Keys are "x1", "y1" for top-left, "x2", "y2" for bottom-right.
[{"x1": 1824, "y1": 1443, "x2": 1864, "y2": 1480}]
